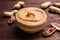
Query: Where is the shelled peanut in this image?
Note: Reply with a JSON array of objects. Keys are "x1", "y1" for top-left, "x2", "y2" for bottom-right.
[
  {"x1": 43, "y1": 27, "x2": 56, "y2": 36},
  {"x1": 8, "y1": 16, "x2": 15, "y2": 24}
]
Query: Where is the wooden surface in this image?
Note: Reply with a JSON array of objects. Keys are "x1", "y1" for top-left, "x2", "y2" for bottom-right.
[{"x1": 0, "y1": 0, "x2": 60, "y2": 40}]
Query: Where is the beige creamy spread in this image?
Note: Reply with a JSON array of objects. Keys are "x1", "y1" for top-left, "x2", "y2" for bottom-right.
[
  {"x1": 16, "y1": 7, "x2": 47, "y2": 26},
  {"x1": 15, "y1": 7, "x2": 47, "y2": 33}
]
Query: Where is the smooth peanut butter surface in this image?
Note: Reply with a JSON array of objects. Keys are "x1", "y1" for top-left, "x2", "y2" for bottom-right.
[{"x1": 15, "y1": 7, "x2": 47, "y2": 26}]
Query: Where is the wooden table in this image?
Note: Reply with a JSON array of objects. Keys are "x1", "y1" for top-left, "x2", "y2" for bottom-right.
[{"x1": 0, "y1": 0, "x2": 60, "y2": 40}]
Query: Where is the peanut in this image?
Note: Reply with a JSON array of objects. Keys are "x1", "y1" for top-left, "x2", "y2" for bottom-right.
[
  {"x1": 13, "y1": 1, "x2": 24, "y2": 9},
  {"x1": 13, "y1": 4, "x2": 21, "y2": 9},
  {"x1": 41, "y1": 2, "x2": 52, "y2": 9},
  {"x1": 4, "y1": 12, "x2": 13, "y2": 17},
  {"x1": 53, "y1": 3, "x2": 60, "y2": 8},
  {"x1": 4, "y1": 10, "x2": 17, "y2": 17},
  {"x1": 49, "y1": 6, "x2": 60, "y2": 13},
  {"x1": 12, "y1": 10, "x2": 18, "y2": 15},
  {"x1": 17, "y1": 1, "x2": 24, "y2": 6},
  {"x1": 8, "y1": 16, "x2": 15, "y2": 23}
]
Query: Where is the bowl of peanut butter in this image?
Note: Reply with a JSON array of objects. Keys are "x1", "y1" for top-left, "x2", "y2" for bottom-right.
[{"x1": 15, "y1": 7, "x2": 47, "y2": 33}]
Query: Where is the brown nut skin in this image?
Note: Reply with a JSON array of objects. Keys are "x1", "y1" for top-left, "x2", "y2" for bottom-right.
[
  {"x1": 44, "y1": 30, "x2": 50, "y2": 34},
  {"x1": 8, "y1": 16, "x2": 15, "y2": 24},
  {"x1": 49, "y1": 27, "x2": 56, "y2": 32},
  {"x1": 43, "y1": 27, "x2": 56, "y2": 36}
]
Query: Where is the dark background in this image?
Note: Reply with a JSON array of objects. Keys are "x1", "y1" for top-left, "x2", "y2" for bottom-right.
[{"x1": 0, "y1": 0, "x2": 60, "y2": 40}]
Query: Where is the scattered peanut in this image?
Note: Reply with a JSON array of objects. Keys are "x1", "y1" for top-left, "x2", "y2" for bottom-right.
[
  {"x1": 8, "y1": 16, "x2": 15, "y2": 23},
  {"x1": 53, "y1": 3, "x2": 60, "y2": 8},
  {"x1": 41, "y1": 2, "x2": 52, "y2": 9},
  {"x1": 12, "y1": 10, "x2": 18, "y2": 13},
  {"x1": 17, "y1": 1, "x2": 24, "y2": 6},
  {"x1": 49, "y1": 6, "x2": 60, "y2": 13},
  {"x1": 13, "y1": 4, "x2": 21, "y2": 9},
  {"x1": 43, "y1": 27, "x2": 56, "y2": 36},
  {"x1": 13, "y1": 1, "x2": 24, "y2": 9},
  {"x1": 51, "y1": 22, "x2": 60, "y2": 31},
  {"x1": 4, "y1": 12, "x2": 13, "y2": 17},
  {"x1": 11, "y1": 10, "x2": 18, "y2": 15},
  {"x1": 4, "y1": 10, "x2": 17, "y2": 17}
]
